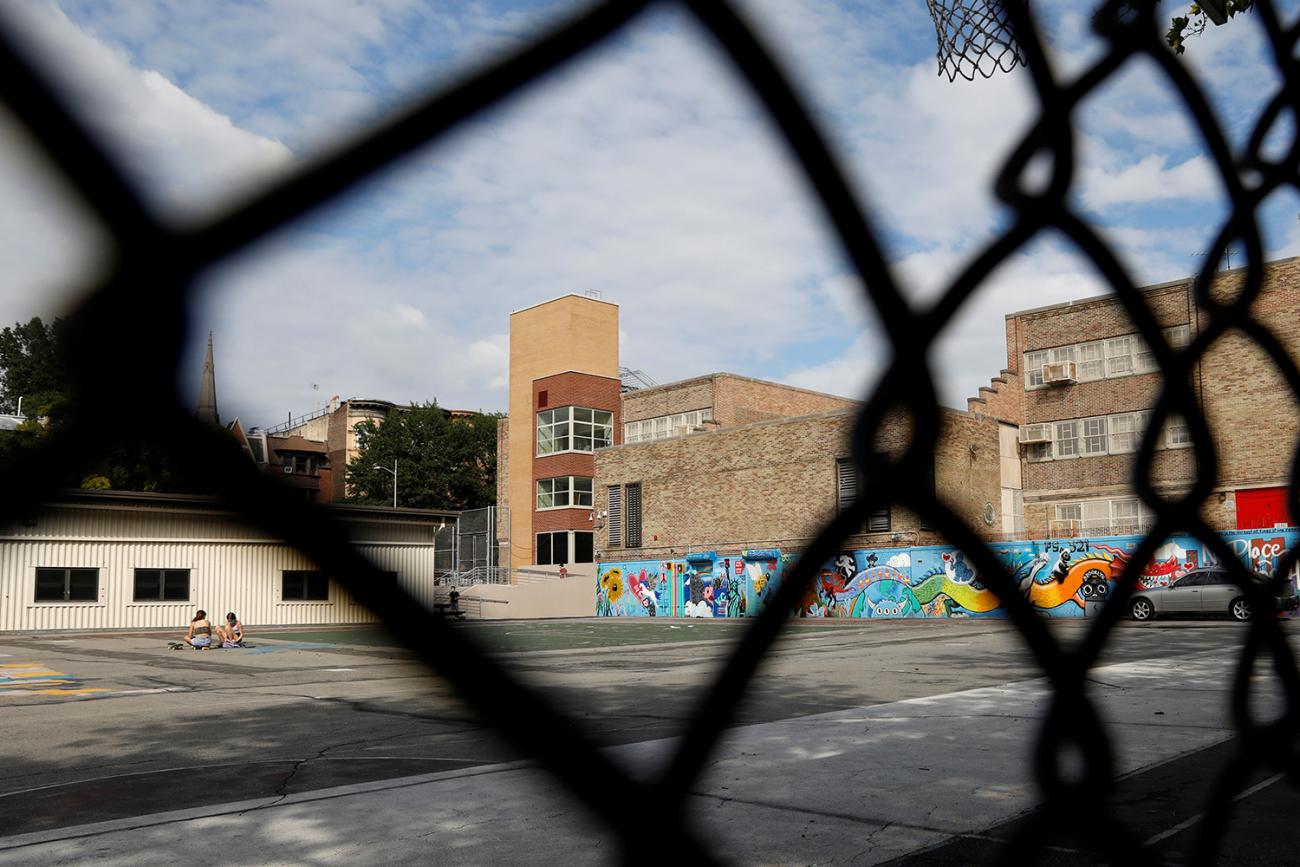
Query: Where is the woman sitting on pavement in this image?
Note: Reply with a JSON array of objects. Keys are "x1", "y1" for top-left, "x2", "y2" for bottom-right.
[
  {"x1": 185, "y1": 610, "x2": 213, "y2": 648},
  {"x1": 218, "y1": 612, "x2": 246, "y2": 648}
]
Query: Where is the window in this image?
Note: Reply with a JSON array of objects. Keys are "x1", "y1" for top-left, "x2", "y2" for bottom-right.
[
  {"x1": 1055, "y1": 504, "x2": 1082, "y2": 522},
  {"x1": 536, "y1": 476, "x2": 594, "y2": 509},
  {"x1": 625, "y1": 482, "x2": 642, "y2": 548},
  {"x1": 607, "y1": 485, "x2": 622, "y2": 547},
  {"x1": 1165, "y1": 324, "x2": 1192, "y2": 349},
  {"x1": 536, "y1": 531, "x2": 569, "y2": 566},
  {"x1": 836, "y1": 457, "x2": 891, "y2": 532},
  {"x1": 1050, "y1": 346, "x2": 1076, "y2": 364},
  {"x1": 537, "y1": 406, "x2": 614, "y2": 455},
  {"x1": 1027, "y1": 441, "x2": 1053, "y2": 462},
  {"x1": 573, "y1": 532, "x2": 594, "y2": 563},
  {"x1": 1105, "y1": 336, "x2": 1134, "y2": 376},
  {"x1": 1112, "y1": 499, "x2": 1142, "y2": 535},
  {"x1": 623, "y1": 410, "x2": 711, "y2": 443},
  {"x1": 1081, "y1": 417, "x2": 1107, "y2": 455},
  {"x1": 1081, "y1": 500, "x2": 1110, "y2": 536},
  {"x1": 1054, "y1": 421, "x2": 1079, "y2": 458},
  {"x1": 1077, "y1": 341, "x2": 1105, "y2": 380},
  {"x1": 1025, "y1": 350, "x2": 1048, "y2": 387},
  {"x1": 283, "y1": 454, "x2": 316, "y2": 475},
  {"x1": 1109, "y1": 412, "x2": 1141, "y2": 453},
  {"x1": 133, "y1": 569, "x2": 190, "y2": 601},
  {"x1": 1166, "y1": 414, "x2": 1191, "y2": 447},
  {"x1": 1133, "y1": 335, "x2": 1157, "y2": 373},
  {"x1": 35, "y1": 568, "x2": 98, "y2": 602},
  {"x1": 282, "y1": 570, "x2": 329, "y2": 601}
]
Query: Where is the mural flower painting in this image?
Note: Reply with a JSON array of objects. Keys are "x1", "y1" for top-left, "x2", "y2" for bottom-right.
[{"x1": 601, "y1": 569, "x2": 624, "y2": 605}]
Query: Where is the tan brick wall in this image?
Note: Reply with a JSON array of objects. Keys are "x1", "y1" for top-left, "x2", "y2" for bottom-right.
[
  {"x1": 496, "y1": 417, "x2": 510, "y2": 545},
  {"x1": 507, "y1": 295, "x2": 619, "y2": 570},
  {"x1": 594, "y1": 407, "x2": 1000, "y2": 560},
  {"x1": 1007, "y1": 256, "x2": 1300, "y2": 536},
  {"x1": 713, "y1": 374, "x2": 858, "y2": 427},
  {"x1": 621, "y1": 377, "x2": 715, "y2": 423}
]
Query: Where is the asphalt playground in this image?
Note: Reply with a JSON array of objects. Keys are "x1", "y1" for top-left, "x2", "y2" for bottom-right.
[{"x1": 0, "y1": 617, "x2": 1296, "y2": 864}]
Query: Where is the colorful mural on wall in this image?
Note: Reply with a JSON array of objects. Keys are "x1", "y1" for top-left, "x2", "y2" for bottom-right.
[{"x1": 597, "y1": 528, "x2": 1299, "y2": 619}]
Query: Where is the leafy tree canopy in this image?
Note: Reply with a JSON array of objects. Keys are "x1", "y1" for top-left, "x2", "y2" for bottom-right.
[
  {"x1": 0, "y1": 315, "x2": 219, "y2": 494},
  {"x1": 346, "y1": 402, "x2": 499, "y2": 511},
  {"x1": 0, "y1": 317, "x2": 70, "y2": 418}
]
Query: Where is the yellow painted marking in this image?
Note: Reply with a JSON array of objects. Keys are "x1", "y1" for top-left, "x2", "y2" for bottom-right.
[
  {"x1": 1, "y1": 680, "x2": 75, "y2": 687},
  {"x1": 0, "y1": 670, "x2": 64, "y2": 679}
]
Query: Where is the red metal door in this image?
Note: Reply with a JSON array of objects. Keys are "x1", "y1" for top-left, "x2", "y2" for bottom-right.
[{"x1": 1236, "y1": 487, "x2": 1290, "y2": 530}]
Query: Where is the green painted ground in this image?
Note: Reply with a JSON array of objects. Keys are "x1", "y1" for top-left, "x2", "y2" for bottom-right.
[{"x1": 254, "y1": 619, "x2": 858, "y2": 653}]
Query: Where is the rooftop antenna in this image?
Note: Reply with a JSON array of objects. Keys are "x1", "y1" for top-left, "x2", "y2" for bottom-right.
[{"x1": 1192, "y1": 249, "x2": 1232, "y2": 271}]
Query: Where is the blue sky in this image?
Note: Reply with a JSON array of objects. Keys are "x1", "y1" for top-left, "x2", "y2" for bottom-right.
[{"x1": 1, "y1": 0, "x2": 1298, "y2": 425}]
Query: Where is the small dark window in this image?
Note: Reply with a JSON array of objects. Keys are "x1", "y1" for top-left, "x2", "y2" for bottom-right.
[
  {"x1": 35, "y1": 568, "x2": 99, "y2": 602},
  {"x1": 536, "y1": 533, "x2": 553, "y2": 566},
  {"x1": 283, "y1": 570, "x2": 329, "y2": 600},
  {"x1": 133, "y1": 569, "x2": 191, "y2": 601},
  {"x1": 573, "y1": 532, "x2": 594, "y2": 563},
  {"x1": 538, "y1": 390, "x2": 548, "y2": 408},
  {"x1": 836, "y1": 457, "x2": 890, "y2": 533},
  {"x1": 535, "y1": 532, "x2": 571, "y2": 566}
]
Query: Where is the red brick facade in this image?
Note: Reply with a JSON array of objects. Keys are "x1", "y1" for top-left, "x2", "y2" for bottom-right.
[{"x1": 529, "y1": 372, "x2": 621, "y2": 536}]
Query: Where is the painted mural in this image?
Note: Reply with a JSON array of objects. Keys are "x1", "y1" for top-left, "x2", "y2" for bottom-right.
[{"x1": 597, "y1": 528, "x2": 1299, "y2": 619}]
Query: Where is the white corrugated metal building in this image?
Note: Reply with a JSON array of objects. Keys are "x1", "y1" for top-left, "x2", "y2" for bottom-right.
[{"x1": 0, "y1": 490, "x2": 457, "y2": 632}]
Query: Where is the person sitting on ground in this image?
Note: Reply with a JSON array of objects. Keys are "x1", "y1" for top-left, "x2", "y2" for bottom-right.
[
  {"x1": 185, "y1": 610, "x2": 213, "y2": 648},
  {"x1": 217, "y1": 612, "x2": 246, "y2": 647}
]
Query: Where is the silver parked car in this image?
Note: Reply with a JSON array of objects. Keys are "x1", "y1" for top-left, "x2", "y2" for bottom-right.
[{"x1": 1129, "y1": 568, "x2": 1300, "y2": 622}]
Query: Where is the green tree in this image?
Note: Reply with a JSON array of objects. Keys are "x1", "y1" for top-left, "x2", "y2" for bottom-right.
[
  {"x1": 0, "y1": 317, "x2": 70, "y2": 417},
  {"x1": 346, "y1": 402, "x2": 499, "y2": 510}
]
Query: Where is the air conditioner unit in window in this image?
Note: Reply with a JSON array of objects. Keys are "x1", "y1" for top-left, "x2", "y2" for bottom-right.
[
  {"x1": 1019, "y1": 424, "x2": 1051, "y2": 444},
  {"x1": 1048, "y1": 519, "x2": 1082, "y2": 538},
  {"x1": 1042, "y1": 361, "x2": 1077, "y2": 384}
]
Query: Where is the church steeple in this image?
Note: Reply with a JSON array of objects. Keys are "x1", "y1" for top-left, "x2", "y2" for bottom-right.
[{"x1": 197, "y1": 332, "x2": 220, "y2": 426}]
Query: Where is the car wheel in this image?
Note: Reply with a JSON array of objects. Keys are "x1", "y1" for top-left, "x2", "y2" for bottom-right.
[
  {"x1": 1130, "y1": 598, "x2": 1155, "y2": 621},
  {"x1": 1230, "y1": 598, "x2": 1251, "y2": 622}
]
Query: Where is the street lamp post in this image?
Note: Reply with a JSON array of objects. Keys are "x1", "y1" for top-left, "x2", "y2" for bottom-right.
[{"x1": 375, "y1": 460, "x2": 398, "y2": 508}]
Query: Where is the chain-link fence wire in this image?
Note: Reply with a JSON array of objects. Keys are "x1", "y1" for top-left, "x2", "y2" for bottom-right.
[{"x1": 2, "y1": 0, "x2": 1300, "y2": 862}]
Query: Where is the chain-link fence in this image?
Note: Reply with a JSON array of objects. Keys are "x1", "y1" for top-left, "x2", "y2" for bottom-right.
[{"x1": 3, "y1": 0, "x2": 1300, "y2": 863}]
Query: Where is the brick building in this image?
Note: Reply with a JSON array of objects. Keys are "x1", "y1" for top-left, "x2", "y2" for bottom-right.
[
  {"x1": 497, "y1": 296, "x2": 1007, "y2": 570},
  {"x1": 997, "y1": 256, "x2": 1300, "y2": 537}
]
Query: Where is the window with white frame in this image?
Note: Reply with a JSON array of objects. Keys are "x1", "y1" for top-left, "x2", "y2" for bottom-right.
[
  {"x1": 1077, "y1": 341, "x2": 1105, "y2": 380},
  {"x1": 1054, "y1": 421, "x2": 1079, "y2": 458},
  {"x1": 1165, "y1": 414, "x2": 1191, "y2": 447},
  {"x1": 1105, "y1": 336, "x2": 1134, "y2": 376},
  {"x1": 536, "y1": 476, "x2": 594, "y2": 509},
  {"x1": 1024, "y1": 324, "x2": 1192, "y2": 390},
  {"x1": 537, "y1": 407, "x2": 613, "y2": 456},
  {"x1": 35, "y1": 567, "x2": 98, "y2": 602},
  {"x1": 1027, "y1": 441, "x2": 1053, "y2": 462},
  {"x1": 1054, "y1": 498, "x2": 1154, "y2": 536},
  {"x1": 1109, "y1": 412, "x2": 1139, "y2": 453},
  {"x1": 1025, "y1": 350, "x2": 1048, "y2": 387},
  {"x1": 1081, "y1": 417, "x2": 1108, "y2": 454},
  {"x1": 623, "y1": 409, "x2": 711, "y2": 444},
  {"x1": 1134, "y1": 335, "x2": 1158, "y2": 373}
]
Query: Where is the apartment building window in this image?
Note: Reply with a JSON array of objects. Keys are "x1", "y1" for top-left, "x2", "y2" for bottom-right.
[
  {"x1": 1108, "y1": 412, "x2": 1146, "y2": 453},
  {"x1": 1054, "y1": 498, "x2": 1154, "y2": 536},
  {"x1": 607, "y1": 485, "x2": 622, "y2": 547},
  {"x1": 35, "y1": 567, "x2": 98, "y2": 602},
  {"x1": 1166, "y1": 414, "x2": 1192, "y2": 447},
  {"x1": 1025, "y1": 350, "x2": 1048, "y2": 387},
  {"x1": 1077, "y1": 341, "x2": 1105, "y2": 380},
  {"x1": 624, "y1": 409, "x2": 711, "y2": 444},
  {"x1": 536, "y1": 531, "x2": 594, "y2": 565},
  {"x1": 1025, "y1": 325, "x2": 1191, "y2": 389},
  {"x1": 282, "y1": 570, "x2": 329, "y2": 601},
  {"x1": 836, "y1": 457, "x2": 891, "y2": 532},
  {"x1": 133, "y1": 568, "x2": 190, "y2": 601},
  {"x1": 1025, "y1": 411, "x2": 1164, "y2": 461},
  {"x1": 1105, "y1": 336, "x2": 1134, "y2": 376},
  {"x1": 536, "y1": 407, "x2": 613, "y2": 456},
  {"x1": 536, "y1": 476, "x2": 593, "y2": 510},
  {"x1": 624, "y1": 483, "x2": 643, "y2": 548},
  {"x1": 1081, "y1": 417, "x2": 1108, "y2": 455},
  {"x1": 1054, "y1": 421, "x2": 1079, "y2": 458}
]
